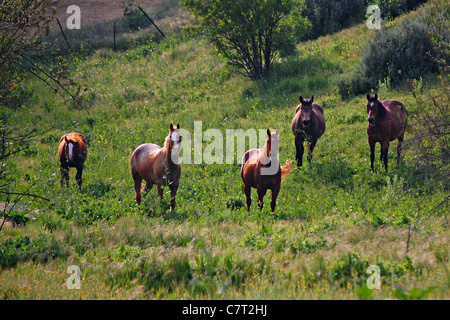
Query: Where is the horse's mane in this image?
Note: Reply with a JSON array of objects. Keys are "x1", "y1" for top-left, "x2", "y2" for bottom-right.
[
  {"x1": 258, "y1": 138, "x2": 270, "y2": 161},
  {"x1": 377, "y1": 100, "x2": 387, "y2": 119},
  {"x1": 67, "y1": 133, "x2": 85, "y2": 144}
]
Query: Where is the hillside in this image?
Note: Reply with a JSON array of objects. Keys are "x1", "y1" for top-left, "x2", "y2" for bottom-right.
[{"x1": 1, "y1": 0, "x2": 448, "y2": 301}]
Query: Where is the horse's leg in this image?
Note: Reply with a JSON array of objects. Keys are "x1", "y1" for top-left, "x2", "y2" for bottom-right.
[
  {"x1": 75, "y1": 165, "x2": 83, "y2": 191},
  {"x1": 60, "y1": 166, "x2": 69, "y2": 188},
  {"x1": 132, "y1": 172, "x2": 143, "y2": 205},
  {"x1": 295, "y1": 134, "x2": 304, "y2": 167},
  {"x1": 369, "y1": 139, "x2": 376, "y2": 172},
  {"x1": 307, "y1": 139, "x2": 317, "y2": 163},
  {"x1": 143, "y1": 181, "x2": 153, "y2": 198},
  {"x1": 156, "y1": 180, "x2": 164, "y2": 199},
  {"x1": 382, "y1": 140, "x2": 390, "y2": 172},
  {"x1": 169, "y1": 181, "x2": 179, "y2": 211},
  {"x1": 257, "y1": 186, "x2": 267, "y2": 211},
  {"x1": 397, "y1": 134, "x2": 404, "y2": 165},
  {"x1": 379, "y1": 144, "x2": 384, "y2": 163},
  {"x1": 244, "y1": 183, "x2": 252, "y2": 211},
  {"x1": 270, "y1": 184, "x2": 280, "y2": 212}
]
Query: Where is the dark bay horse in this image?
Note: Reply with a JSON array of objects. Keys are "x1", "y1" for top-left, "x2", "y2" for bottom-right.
[
  {"x1": 131, "y1": 123, "x2": 182, "y2": 211},
  {"x1": 58, "y1": 132, "x2": 88, "y2": 190},
  {"x1": 291, "y1": 96, "x2": 326, "y2": 167},
  {"x1": 241, "y1": 129, "x2": 292, "y2": 212},
  {"x1": 366, "y1": 94, "x2": 407, "y2": 172}
]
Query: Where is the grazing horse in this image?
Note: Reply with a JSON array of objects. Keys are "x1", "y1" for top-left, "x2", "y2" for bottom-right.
[
  {"x1": 58, "y1": 132, "x2": 88, "y2": 190},
  {"x1": 366, "y1": 94, "x2": 407, "y2": 172},
  {"x1": 131, "y1": 123, "x2": 182, "y2": 211},
  {"x1": 291, "y1": 95, "x2": 326, "y2": 167},
  {"x1": 241, "y1": 129, "x2": 292, "y2": 212}
]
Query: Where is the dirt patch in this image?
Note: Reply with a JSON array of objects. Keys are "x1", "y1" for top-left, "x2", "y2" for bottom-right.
[{"x1": 49, "y1": 0, "x2": 164, "y2": 30}]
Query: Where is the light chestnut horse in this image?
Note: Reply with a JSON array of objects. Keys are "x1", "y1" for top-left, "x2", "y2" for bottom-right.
[
  {"x1": 241, "y1": 129, "x2": 292, "y2": 212},
  {"x1": 366, "y1": 94, "x2": 407, "y2": 172},
  {"x1": 58, "y1": 132, "x2": 88, "y2": 190},
  {"x1": 291, "y1": 95, "x2": 326, "y2": 167},
  {"x1": 131, "y1": 123, "x2": 182, "y2": 211}
]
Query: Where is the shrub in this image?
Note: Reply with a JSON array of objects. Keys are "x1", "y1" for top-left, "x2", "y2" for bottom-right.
[
  {"x1": 181, "y1": 0, "x2": 309, "y2": 79},
  {"x1": 303, "y1": 0, "x2": 368, "y2": 39},
  {"x1": 0, "y1": 234, "x2": 69, "y2": 268},
  {"x1": 360, "y1": 18, "x2": 437, "y2": 88},
  {"x1": 375, "y1": 0, "x2": 428, "y2": 21},
  {"x1": 339, "y1": 10, "x2": 444, "y2": 97}
]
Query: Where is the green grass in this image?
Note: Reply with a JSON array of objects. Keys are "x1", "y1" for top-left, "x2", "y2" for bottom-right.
[{"x1": 1, "y1": 1, "x2": 448, "y2": 300}]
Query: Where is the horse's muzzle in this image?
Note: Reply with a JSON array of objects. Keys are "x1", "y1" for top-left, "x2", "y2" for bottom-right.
[
  {"x1": 368, "y1": 117, "x2": 375, "y2": 125},
  {"x1": 303, "y1": 120, "x2": 311, "y2": 127}
]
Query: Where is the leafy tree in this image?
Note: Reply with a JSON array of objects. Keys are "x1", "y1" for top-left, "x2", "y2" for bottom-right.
[
  {"x1": 0, "y1": 0, "x2": 77, "y2": 224},
  {"x1": 181, "y1": 0, "x2": 309, "y2": 79}
]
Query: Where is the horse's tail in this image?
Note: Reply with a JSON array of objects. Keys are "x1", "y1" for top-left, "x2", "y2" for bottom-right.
[
  {"x1": 281, "y1": 159, "x2": 293, "y2": 181},
  {"x1": 398, "y1": 101, "x2": 410, "y2": 133}
]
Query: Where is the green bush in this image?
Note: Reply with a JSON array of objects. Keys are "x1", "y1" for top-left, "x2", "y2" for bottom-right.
[
  {"x1": 0, "y1": 234, "x2": 69, "y2": 268},
  {"x1": 339, "y1": 11, "x2": 443, "y2": 97},
  {"x1": 375, "y1": 0, "x2": 427, "y2": 21},
  {"x1": 303, "y1": 0, "x2": 368, "y2": 39},
  {"x1": 361, "y1": 18, "x2": 437, "y2": 87},
  {"x1": 303, "y1": 0, "x2": 428, "y2": 40},
  {"x1": 181, "y1": 0, "x2": 309, "y2": 79}
]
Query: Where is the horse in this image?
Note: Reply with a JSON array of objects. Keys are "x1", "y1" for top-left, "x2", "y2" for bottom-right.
[
  {"x1": 291, "y1": 95, "x2": 326, "y2": 167},
  {"x1": 241, "y1": 129, "x2": 292, "y2": 212},
  {"x1": 366, "y1": 94, "x2": 407, "y2": 172},
  {"x1": 131, "y1": 123, "x2": 182, "y2": 211},
  {"x1": 58, "y1": 132, "x2": 88, "y2": 191}
]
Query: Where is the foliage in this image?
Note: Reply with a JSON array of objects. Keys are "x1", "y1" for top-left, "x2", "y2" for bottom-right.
[
  {"x1": 303, "y1": 0, "x2": 368, "y2": 40},
  {"x1": 374, "y1": 0, "x2": 427, "y2": 21},
  {"x1": 391, "y1": 286, "x2": 437, "y2": 300},
  {"x1": 0, "y1": 234, "x2": 69, "y2": 268},
  {"x1": 302, "y1": 0, "x2": 428, "y2": 40},
  {"x1": 181, "y1": 0, "x2": 309, "y2": 79},
  {"x1": 338, "y1": 5, "x2": 448, "y2": 97}
]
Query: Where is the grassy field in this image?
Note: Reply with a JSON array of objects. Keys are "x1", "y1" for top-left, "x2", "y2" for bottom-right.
[{"x1": 0, "y1": 1, "x2": 448, "y2": 300}]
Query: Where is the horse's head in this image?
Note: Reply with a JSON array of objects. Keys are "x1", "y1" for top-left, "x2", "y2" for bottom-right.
[
  {"x1": 366, "y1": 93, "x2": 381, "y2": 126},
  {"x1": 299, "y1": 95, "x2": 314, "y2": 127},
  {"x1": 169, "y1": 123, "x2": 182, "y2": 154},
  {"x1": 266, "y1": 128, "x2": 280, "y2": 158},
  {"x1": 64, "y1": 136, "x2": 78, "y2": 162}
]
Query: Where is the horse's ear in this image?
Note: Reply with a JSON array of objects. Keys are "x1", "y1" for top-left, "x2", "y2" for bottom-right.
[
  {"x1": 267, "y1": 129, "x2": 271, "y2": 137},
  {"x1": 311, "y1": 95, "x2": 314, "y2": 103},
  {"x1": 367, "y1": 93, "x2": 371, "y2": 100},
  {"x1": 375, "y1": 93, "x2": 378, "y2": 101},
  {"x1": 299, "y1": 96, "x2": 304, "y2": 104},
  {"x1": 170, "y1": 123, "x2": 174, "y2": 131}
]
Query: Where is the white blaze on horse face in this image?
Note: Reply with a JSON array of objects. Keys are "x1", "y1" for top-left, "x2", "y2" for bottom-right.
[
  {"x1": 170, "y1": 131, "x2": 182, "y2": 164},
  {"x1": 68, "y1": 143, "x2": 74, "y2": 159},
  {"x1": 171, "y1": 131, "x2": 180, "y2": 148}
]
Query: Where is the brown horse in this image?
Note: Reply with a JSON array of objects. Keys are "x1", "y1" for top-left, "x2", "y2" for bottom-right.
[
  {"x1": 291, "y1": 95, "x2": 326, "y2": 167},
  {"x1": 131, "y1": 123, "x2": 182, "y2": 211},
  {"x1": 241, "y1": 129, "x2": 292, "y2": 212},
  {"x1": 58, "y1": 132, "x2": 88, "y2": 190},
  {"x1": 366, "y1": 94, "x2": 407, "y2": 172}
]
